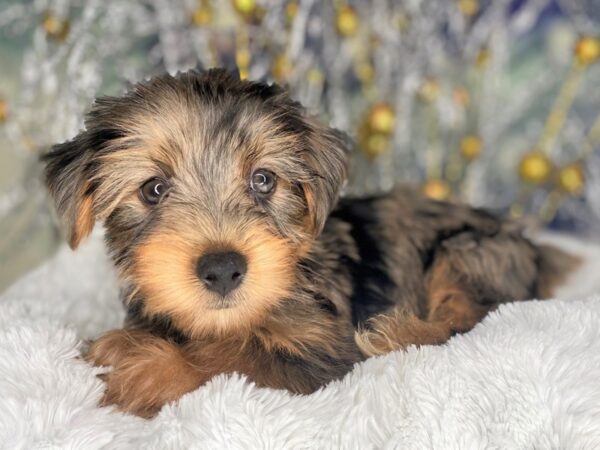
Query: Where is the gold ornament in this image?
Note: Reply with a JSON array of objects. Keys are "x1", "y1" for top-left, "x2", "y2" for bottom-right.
[
  {"x1": 575, "y1": 36, "x2": 600, "y2": 66},
  {"x1": 239, "y1": 68, "x2": 249, "y2": 80},
  {"x1": 557, "y1": 162, "x2": 585, "y2": 195},
  {"x1": 355, "y1": 61, "x2": 375, "y2": 84},
  {"x1": 272, "y1": 54, "x2": 292, "y2": 81},
  {"x1": 457, "y1": 0, "x2": 479, "y2": 17},
  {"x1": 357, "y1": 102, "x2": 396, "y2": 158},
  {"x1": 460, "y1": 134, "x2": 482, "y2": 161},
  {"x1": 423, "y1": 179, "x2": 451, "y2": 201},
  {"x1": 192, "y1": 1, "x2": 213, "y2": 26},
  {"x1": 0, "y1": 98, "x2": 8, "y2": 123},
  {"x1": 236, "y1": 48, "x2": 251, "y2": 70},
  {"x1": 360, "y1": 133, "x2": 389, "y2": 159},
  {"x1": 286, "y1": 1, "x2": 299, "y2": 23},
  {"x1": 42, "y1": 12, "x2": 70, "y2": 42},
  {"x1": 418, "y1": 79, "x2": 440, "y2": 103},
  {"x1": 367, "y1": 103, "x2": 395, "y2": 136},
  {"x1": 306, "y1": 68, "x2": 324, "y2": 85},
  {"x1": 519, "y1": 151, "x2": 553, "y2": 184},
  {"x1": 453, "y1": 87, "x2": 470, "y2": 107},
  {"x1": 336, "y1": 5, "x2": 359, "y2": 37},
  {"x1": 232, "y1": 0, "x2": 256, "y2": 16},
  {"x1": 476, "y1": 47, "x2": 491, "y2": 68}
]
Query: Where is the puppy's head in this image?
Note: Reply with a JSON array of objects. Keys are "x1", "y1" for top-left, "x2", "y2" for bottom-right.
[{"x1": 43, "y1": 69, "x2": 350, "y2": 337}]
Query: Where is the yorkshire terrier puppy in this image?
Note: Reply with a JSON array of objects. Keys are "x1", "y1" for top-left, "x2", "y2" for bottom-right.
[{"x1": 43, "y1": 69, "x2": 578, "y2": 418}]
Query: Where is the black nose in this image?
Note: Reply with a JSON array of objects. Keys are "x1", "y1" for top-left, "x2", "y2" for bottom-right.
[{"x1": 196, "y1": 251, "x2": 247, "y2": 297}]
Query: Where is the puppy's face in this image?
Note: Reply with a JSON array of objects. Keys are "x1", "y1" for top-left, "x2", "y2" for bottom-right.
[{"x1": 44, "y1": 69, "x2": 349, "y2": 337}]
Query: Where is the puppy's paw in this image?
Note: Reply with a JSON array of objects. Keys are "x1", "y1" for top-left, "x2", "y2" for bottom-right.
[
  {"x1": 85, "y1": 329, "x2": 147, "y2": 368},
  {"x1": 427, "y1": 291, "x2": 489, "y2": 334},
  {"x1": 86, "y1": 330, "x2": 203, "y2": 418},
  {"x1": 355, "y1": 308, "x2": 451, "y2": 357}
]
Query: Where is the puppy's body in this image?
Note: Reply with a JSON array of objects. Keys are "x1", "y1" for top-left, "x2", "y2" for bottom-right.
[{"x1": 44, "y1": 69, "x2": 578, "y2": 418}]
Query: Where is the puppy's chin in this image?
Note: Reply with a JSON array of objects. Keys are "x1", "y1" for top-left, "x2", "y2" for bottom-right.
[
  {"x1": 207, "y1": 297, "x2": 238, "y2": 310},
  {"x1": 205, "y1": 289, "x2": 248, "y2": 310},
  {"x1": 170, "y1": 294, "x2": 278, "y2": 338},
  {"x1": 133, "y1": 274, "x2": 294, "y2": 338}
]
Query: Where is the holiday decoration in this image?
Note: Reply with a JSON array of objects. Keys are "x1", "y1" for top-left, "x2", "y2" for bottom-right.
[
  {"x1": 367, "y1": 103, "x2": 395, "y2": 136},
  {"x1": 457, "y1": 0, "x2": 479, "y2": 18},
  {"x1": 192, "y1": 1, "x2": 213, "y2": 26},
  {"x1": 232, "y1": 0, "x2": 257, "y2": 17},
  {"x1": 272, "y1": 54, "x2": 291, "y2": 81},
  {"x1": 422, "y1": 179, "x2": 451, "y2": 201},
  {"x1": 417, "y1": 79, "x2": 440, "y2": 104},
  {"x1": 0, "y1": 0, "x2": 600, "y2": 289},
  {"x1": 41, "y1": 11, "x2": 70, "y2": 41},
  {"x1": 358, "y1": 103, "x2": 396, "y2": 159},
  {"x1": 575, "y1": 36, "x2": 600, "y2": 66},
  {"x1": 558, "y1": 163, "x2": 585, "y2": 195},
  {"x1": 286, "y1": 2, "x2": 298, "y2": 23},
  {"x1": 460, "y1": 135, "x2": 482, "y2": 161},
  {"x1": 0, "y1": 98, "x2": 7, "y2": 123},
  {"x1": 519, "y1": 151, "x2": 553, "y2": 185},
  {"x1": 336, "y1": 5, "x2": 359, "y2": 37}
]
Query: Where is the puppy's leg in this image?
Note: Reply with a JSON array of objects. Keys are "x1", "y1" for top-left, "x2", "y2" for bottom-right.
[
  {"x1": 426, "y1": 263, "x2": 489, "y2": 334},
  {"x1": 355, "y1": 308, "x2": 451, "y2": 357},
  {"x1": 535, "y1": 243, "x2": 581, "y2": 298},
  {"x1": 85, "y1": 329, "x2": 148, "y2": 368},
  {"x1": 426, "y1": 230, "x2": 540, "y2": 333},
  {"x1": 86, "y1": 329, "x2": 204, "y2": 418}
]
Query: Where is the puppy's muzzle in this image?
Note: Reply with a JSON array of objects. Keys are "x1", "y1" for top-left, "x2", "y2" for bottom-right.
[{"x1": 196, "y1": 251, "x2": 247, "y2": 297}]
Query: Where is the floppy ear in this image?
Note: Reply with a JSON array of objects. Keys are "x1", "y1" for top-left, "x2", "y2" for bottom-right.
[
  {"x1": 43, "y1": 133, "x2": 97, "y2": 249},
  {"x1": 302, "y1": 118, "x2": 352, "y2": 236}
]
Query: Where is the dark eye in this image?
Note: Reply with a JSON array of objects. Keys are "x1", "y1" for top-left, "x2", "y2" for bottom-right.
[
  {"x1": 139, "y1": 177, "x2": 169, "y2": 205},
  {"x1": 250, "y1": 169, "x2": 276, "y2": 196}
]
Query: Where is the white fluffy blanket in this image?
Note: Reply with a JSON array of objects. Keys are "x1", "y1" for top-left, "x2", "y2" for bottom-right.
[{"x1": 2, "y1": 232, "x2": 600, "y2": 449}]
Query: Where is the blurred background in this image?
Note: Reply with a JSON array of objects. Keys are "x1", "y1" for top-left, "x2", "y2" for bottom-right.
[{"x1": 0, "y1": 0, "x2": 599, "y2": 292}]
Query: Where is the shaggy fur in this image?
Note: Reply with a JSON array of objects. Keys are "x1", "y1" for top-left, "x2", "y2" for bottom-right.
[{"x1": 43, "y1": 68, "x2": 579, "y2": 418}]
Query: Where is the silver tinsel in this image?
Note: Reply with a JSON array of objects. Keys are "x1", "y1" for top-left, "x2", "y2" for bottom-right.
[{"x1": 0, "y1": 0, "x2": 599, "y2": 289}]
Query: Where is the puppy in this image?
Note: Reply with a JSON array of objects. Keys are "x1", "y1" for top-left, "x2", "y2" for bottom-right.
[{"x1": 43, "y1": 69, "x2": 579, "y2": 418}]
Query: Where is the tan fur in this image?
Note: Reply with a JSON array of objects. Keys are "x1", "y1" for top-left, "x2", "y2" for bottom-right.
[
  {"x1": 426, "y1": 259, "x2": 489, "y2": 332},
  {"x1": 355, "y1": 308, "x2": 451, "y2": 357},
  {"x1": 87, "y1": 330, "x2": 205, "y2": 418},
  {"x1": 70, "y1": 194, "x2": 95, "y2": 249},
  {"x1": 133, "y1": 225, "x2": 296, "y2": 338}
]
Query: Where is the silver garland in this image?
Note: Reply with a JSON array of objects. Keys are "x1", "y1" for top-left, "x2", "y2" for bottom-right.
[{"x1": 0, "y1": 0, "x2": 599, "y2": 289}]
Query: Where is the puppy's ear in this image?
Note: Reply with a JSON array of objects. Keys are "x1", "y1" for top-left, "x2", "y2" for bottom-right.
[
  {"x1": 302, "y1": 118, "x2": 352, "y2": 236},
  {"x1": 42, "y1": 133, "x2": 97, "y2": 249}
]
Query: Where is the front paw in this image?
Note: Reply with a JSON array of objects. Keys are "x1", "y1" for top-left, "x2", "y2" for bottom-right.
[
  {"x1": 86, "y1": 330, "x2": 203, "y2": 418},
  {"x1": 355, "y1": 308, "x2": 451, "y2": 357},
  {"x1": 85, "y1": 329, "x2": 147, "y2": 368}
]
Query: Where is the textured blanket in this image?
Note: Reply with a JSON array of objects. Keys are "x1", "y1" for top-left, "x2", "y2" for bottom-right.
[{"x1": 1, "y1": 232, "x2": 600, "y2": 449}]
